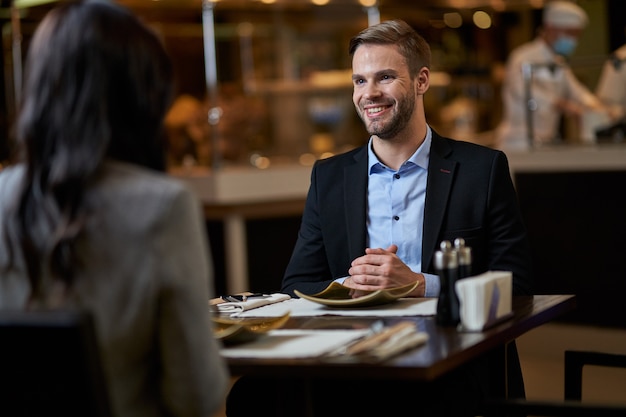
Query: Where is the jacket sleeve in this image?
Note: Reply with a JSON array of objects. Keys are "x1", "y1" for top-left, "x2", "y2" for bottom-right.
[
  {"x1": 156, "y1": 186, "x2": 229, "y2": 417},
  {"x1": 485, "y1": 151, "x2": 534, "y2": 296},
  {"x1": 281, "y1": 162, "x2": 338, "y2": 297}
]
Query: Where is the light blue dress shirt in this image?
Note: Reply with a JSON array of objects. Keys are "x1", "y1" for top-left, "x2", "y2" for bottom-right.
[
  {"x1": 366, "y1": 126, "x2": 440, "y2": 297},
  {"x1": 336, "y1": 127, "x2": 440, "y2": 296}
]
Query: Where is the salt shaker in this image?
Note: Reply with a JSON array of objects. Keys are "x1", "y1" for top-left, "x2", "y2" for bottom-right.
[{"x1": 434, "y1": 240, "x2": 460, "y2": 326}]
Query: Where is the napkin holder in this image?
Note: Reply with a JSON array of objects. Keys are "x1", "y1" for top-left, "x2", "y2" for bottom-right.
[{"x1": 455, "y1": 271, "x2": 513, "y2": 331}]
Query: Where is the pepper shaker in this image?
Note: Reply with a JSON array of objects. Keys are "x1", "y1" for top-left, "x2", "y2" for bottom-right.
[
  {"x1": 454, "y1": 237, "x2": 472, "y2": 279},
  {"x1": 434, "y1": 240, "x2": 460, "y2": 326}
]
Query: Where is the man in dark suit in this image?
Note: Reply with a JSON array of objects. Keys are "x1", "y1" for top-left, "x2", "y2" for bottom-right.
[
  {"x1": 227, "y1": 19, "x2": 533, "y2": 417},
  {"x1": 282, "y1": 18, "x2": 531, "y2": 300}
]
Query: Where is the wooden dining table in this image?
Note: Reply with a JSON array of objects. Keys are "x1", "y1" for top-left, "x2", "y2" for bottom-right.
[
  {"x1": 218, "y1": 294, "x2": 575, "y2": 417},
  {"x1": 223, "y1": 295, "x2": 576, "y2": 382}
]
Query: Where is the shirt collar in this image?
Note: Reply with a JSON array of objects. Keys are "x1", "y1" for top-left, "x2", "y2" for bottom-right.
[{"x1": 368, "y1": 126, "x2": 431, "y2": 173}]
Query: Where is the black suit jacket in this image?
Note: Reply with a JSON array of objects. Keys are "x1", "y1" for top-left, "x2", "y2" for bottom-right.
[
  {"x1": 280, "y1": 130, "x2": 533, "y2": 401},
  {"x1": 282, "y1": 130, "x2": 533, "y2": 297}
]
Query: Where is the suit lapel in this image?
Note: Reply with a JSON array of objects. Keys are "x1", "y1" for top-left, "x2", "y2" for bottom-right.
[
  {"x1": 422, "y1": 133, "x2": 456, "y2": 271},
  {"x1": 344, "y1": 147, "x2": 368, "y2": 261}
]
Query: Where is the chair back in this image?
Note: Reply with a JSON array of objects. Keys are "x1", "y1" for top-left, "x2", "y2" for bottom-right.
[{"x1": 0, "y1": 309, "x2": 112, "y2": 417}]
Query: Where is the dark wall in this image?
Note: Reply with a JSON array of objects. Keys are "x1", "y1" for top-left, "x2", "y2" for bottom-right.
[
  {"x1": 207, "y1": 216, "x2": 301, "y2": 297},
  {"x1": 515, "y1": 170, "x2": 626, "y2": 329},
  {"x1": 607, "y1": 0, "x2": 626, "y2": 52}
]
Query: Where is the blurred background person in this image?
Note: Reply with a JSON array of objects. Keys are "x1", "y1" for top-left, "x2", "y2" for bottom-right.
[
  {"x1": 595, "y1": 42, "x2": 626, "y2": 128},
  {"x1": 579, "y1": 42, "x2": 626, "y2": 142},
  {"x1": 165, "y1": 94, "x2": 207, "y2": 168},
  {"x1": 164, "y1": 84, "x2": 268, "y2": 169},
  {"x1": 0, "y1": 1, "x2": 229, "y2": 416},
  {"x1": 494, "y1": 1, "x2": 604, "y2": 151}
]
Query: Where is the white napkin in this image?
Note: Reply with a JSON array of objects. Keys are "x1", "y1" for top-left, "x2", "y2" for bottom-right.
[
  {"x1": 220, "y1": 329, "x2": 371, "y2": 358},
  {"x1": 455, "y1": 271, "x2": 513, "y2": 331},
  {"x1": 336, "y1": 321, "x2": 429, "y2": 362},
  {"x1": 364, "y1": 330, "x2": 428, "y2": 362},
  {"x1": 215, "y1": 293, "x2": 291, "y2": 316}
]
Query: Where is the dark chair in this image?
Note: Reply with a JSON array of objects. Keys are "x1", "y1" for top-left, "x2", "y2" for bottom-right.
[
  {"x1": 0, "y1": 309, "x2": 112, "y2": 417},
  {"x1": 563, "y1": 350, "x2": 626, "y2": 401},
  {"x1": 482, "y1": 398, "x2": 626, "y2": 417},
  {"x1": 481, "y1": 349, "x2": 626, "y2": 417}
]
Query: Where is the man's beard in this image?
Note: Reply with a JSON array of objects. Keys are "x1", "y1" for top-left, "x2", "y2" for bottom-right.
[{"x1": 358, "y1": 91, "x2": 415, "y2": 140}]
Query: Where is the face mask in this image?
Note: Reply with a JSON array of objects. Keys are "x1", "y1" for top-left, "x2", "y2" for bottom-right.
[{"x1": 552, "y1": 35, "x2": 578, "y2": 56}]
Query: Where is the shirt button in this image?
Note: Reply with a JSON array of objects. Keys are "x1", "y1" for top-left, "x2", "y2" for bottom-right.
[
  {"x1": 394, "y1": 173, "x2": 400, "y2": 179},
  {"x1": 393, "y1": 215, "x2": 400, "y2": 221}
]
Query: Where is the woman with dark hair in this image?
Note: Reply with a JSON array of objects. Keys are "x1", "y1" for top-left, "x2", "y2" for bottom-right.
[{"x1": 0, "y1": 1, "x2": 229, "y2": 416}]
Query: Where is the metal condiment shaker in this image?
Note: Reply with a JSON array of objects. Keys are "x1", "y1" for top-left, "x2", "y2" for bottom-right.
[
  {"x1": 434, "y1": 240, "x2": 460, "y2": 326},
  {"x1": 454, "y1": 237, "x2": 472, "y2": 279}
]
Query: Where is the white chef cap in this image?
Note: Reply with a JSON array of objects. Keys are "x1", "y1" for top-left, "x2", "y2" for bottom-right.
[{"x1": 543, "y1": 1, "x2": 588, "y2": 29}]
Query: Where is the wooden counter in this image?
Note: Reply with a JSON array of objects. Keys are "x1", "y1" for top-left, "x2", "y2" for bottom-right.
[
  {"x1": 171, "y1": 164, "x2": 311, "y2": 294},
  {"x1": 505, "y1": 143, "x2": 626, "y2": 173}
]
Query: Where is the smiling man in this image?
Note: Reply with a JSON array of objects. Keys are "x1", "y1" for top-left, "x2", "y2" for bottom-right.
[
  {"x1": 281, "y1": 20, "x2": 532, "y2": 302},
  {"x1": 227, "y1": 19, "x2": 533, "y2": 417}
]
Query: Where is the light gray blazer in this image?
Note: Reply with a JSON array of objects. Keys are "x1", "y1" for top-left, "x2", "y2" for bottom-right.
[{"x1": 0, "y1": 160, "x2": 229, "y2": 417}]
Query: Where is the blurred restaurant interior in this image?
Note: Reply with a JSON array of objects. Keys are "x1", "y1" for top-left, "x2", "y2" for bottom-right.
[
  {"x1": 1, "y1": 0, "x2": 625, "y2": 330},
  {"x1": 3, "y1": 0, "x2": 624, "y2": 166}
]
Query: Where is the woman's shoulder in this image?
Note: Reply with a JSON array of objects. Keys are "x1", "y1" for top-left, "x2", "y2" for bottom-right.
[
  {"x1": 78, "y1": 162, "x2": 203, "y2": 242},
  {"x1": 100, "y1": 160, "x2": 192, "y2": 196},
  {"x1": 0, "y1": 164, "x2": 25, "y2": 199},
  {"x1": 0, "y1": 163, "x2": 25, "y2": 180},
  {"x1": 93, "y1": 161, "x2": 199, "y2": 216}
]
